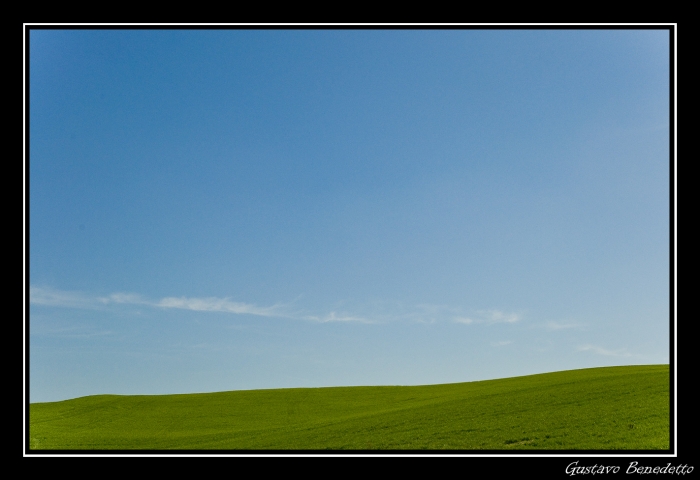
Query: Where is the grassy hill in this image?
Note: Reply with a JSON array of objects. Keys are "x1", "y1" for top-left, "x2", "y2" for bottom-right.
[{"x1": 29, "y1": 365, "x2": 669, "y2": 450}]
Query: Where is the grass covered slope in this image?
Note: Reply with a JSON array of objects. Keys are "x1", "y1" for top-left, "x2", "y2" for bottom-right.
[{"x1": 29, "y1": 365, "x2": 669, "y2": 450}]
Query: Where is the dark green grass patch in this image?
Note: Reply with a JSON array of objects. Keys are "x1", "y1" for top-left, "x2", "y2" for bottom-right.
[{"x1": 29, "y1": 365, "x2": 669, "y2": 450}]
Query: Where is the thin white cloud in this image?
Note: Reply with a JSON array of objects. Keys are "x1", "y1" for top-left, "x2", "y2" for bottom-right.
[
  {"x1": 156, "y1": 296, "x2": 281, "y2": 317},
  {"x1": 31, "y1": 286, "x2": 282, "y2": 318},
  {"x1": 30, "y1": 286, "x2": 100, "y2": 309},
  {"x1": 453, "y1": 309, "x2": 521, "y2": 325},
  {"x1": 453, "y1": 317, "x2": 475, "y2": 325},
  {"x1": 491, "y1": 340, "x2": 513, "y2": 347},
  {"x1": 102, "y1": 292, "x2": 149, "y2": 305},
  {"x1": 393, "y1": 304, "x2": 450, "y2": 324},
  {"x1": 30, "y1": 286, "x2": 517, "y2": 327},
  {"x1": 29, "y1": 286, "x2": 373, "y2": 323},
  {"x1": 545, "y1": 321, "x2": 584, "y2": 331},
  {"x1": 577, "y1": 344, "x2": 634, "y2": 357},
  {"x1": 479, "y1": 309, "x2": 520, "y2": 324},
  {"x1": 304, "y1": 311, "x2": 374, "y2": 323}
]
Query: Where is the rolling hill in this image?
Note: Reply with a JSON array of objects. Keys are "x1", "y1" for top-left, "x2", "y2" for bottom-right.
[{"x1": 29, "y1": 364, "x2": 669, "y2": 450}]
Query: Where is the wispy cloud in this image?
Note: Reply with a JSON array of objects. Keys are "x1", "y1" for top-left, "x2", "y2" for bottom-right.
[
  {"x1": 491, "y1": 340, "x2": 513, "y2": 347},
  {"x1": 479, "y1": 309, "x2": 520, "y2": 324},
  {"x1": 156, "y1": 296, "x2": 282, "y2": 317},
  {"x1": 30, "y1": 286, "x2": 101, "y2": 309},
  {"x1": 30, "y1": 286, "x2": 519, "y2": 327},
  {"x1": 303, "y1": 311, "x2": 374, "y2": 323},
  {"x1": 387, "y1": 303, "x2": 457, "y2": 324},
  {"x1": 30, "y1": 286, "x2": 371, "y2": 323},
  {"x1": 453, "y1": 309, "x2": 521, "y2": 325},
  {"x1": 31, "y1": 286, "x2": 282, "y2": 317},
  {"x1": 577, "y1": 344, "x2": 634, "y2": 357},
  {"x1": 453, "y1": 317, "x2": 475, "y2": 325},
  {"x1": 100, "y1": 292, "x2": 149, "y2": 305}
]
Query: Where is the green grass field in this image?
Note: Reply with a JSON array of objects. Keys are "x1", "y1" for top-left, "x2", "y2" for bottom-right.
[{"x1": 29, "y1": 365, "x2": 669, "y2": 450}]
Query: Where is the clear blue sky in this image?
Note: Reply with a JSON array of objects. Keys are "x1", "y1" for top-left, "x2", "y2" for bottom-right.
[{"x1": 28, "y1": 28, "x2": 671, "y2": 403}]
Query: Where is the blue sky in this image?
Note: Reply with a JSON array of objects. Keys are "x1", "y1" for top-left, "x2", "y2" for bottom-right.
[{"x1": 28, "y1": 29, "x2": 671, "y2": 403}]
